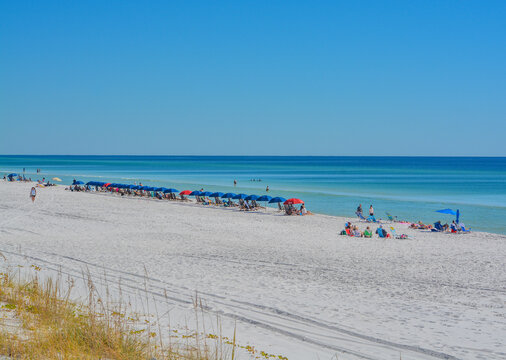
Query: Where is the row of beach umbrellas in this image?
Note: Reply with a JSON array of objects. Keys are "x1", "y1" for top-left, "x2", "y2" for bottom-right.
[{"x1": 82, "y1": 181, "x2": 304, "y2": 205}]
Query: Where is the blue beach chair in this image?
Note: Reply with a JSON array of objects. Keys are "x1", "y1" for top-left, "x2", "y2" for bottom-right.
[
  {"x1": 460, "y1": 224, "x2": 471, "y2": 233},
  {"x1": 367, "y1": 215, "x2": 377, "y2": 223},
  {"x1": 431, "y1": 222, "x2": 444, "y2": 232}
]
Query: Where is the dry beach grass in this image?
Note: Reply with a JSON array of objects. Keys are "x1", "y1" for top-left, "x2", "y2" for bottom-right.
[{"x1": 0, "y1": 266, "x2": 240, "y2": 360}]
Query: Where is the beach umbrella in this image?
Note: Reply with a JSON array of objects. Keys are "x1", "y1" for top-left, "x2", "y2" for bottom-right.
[
  {"x1": 7, "y1": 173, "x2": 18, "y2": 177},
  {"x1": 127, "y1": 185, "x2": 137, "y2": 189},
  {"x1": 180, "y1": 190, "x2": 192, "y2": 195},
  {"x1": 131, "y1": 185, "x2": 141, "y2": 190},
  {"x1": 284, "y1": 198, "x2": 304, "y2": 205},
  {"x1": 221, "y1": 193, "x2": 236, "y2": 199},
  {"x1": 190, "y1": 190, "x2": 202, "y2": 196},
  {"x1": 436, "y1": 209, "x2": 456, "y2": 215},
  {"x1": 256, "y1": 195, "x2": 272, "y2": 209},
  {"x1": 233, "y1": 193, "x2": 248, "y2": 200},
  {"x1": 257, "y1": 195, "x2": 272, "y2": 202},
  {"x1": 74, "y1": 181, "x2": 84, "y2": 185},
  {"x1": 53, "y1": 177, "x2": 62, "y2": 182},
  {"x1": 268, "y1": 197, "x2": 286, "y2": 203},
  {"x1": 210, "y1": 192, "x2": 224, "y2": 198},
  {"x1": 104, "y1": 183, "x2": 111, "y2": 187},
  {"x1": 245, "y1": 195, "x2": 259, "y2": 201},
  {"x1": 154, "y1": 187, "x2": 165, "y2": 192},
  {"x1": 162, "y1": 188, "x2": 177, "y2": 193},
  {"x1": 201, "y1": 191, "x2": 213, "y2": 196}
]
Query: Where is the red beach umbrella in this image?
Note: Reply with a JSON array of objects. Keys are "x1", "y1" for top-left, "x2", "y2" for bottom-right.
[
  {"x1": 180, "y1": 190, "x2": 192, "y2": 195},
  {"x1": 104, "y1": 183, "x2": 111, "y2": 187},
  {"x1": 284, "y1": 198, "x2": 304, "y2": 205}
]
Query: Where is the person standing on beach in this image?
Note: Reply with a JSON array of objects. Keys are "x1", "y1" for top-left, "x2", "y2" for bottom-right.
[
  {"x1": 357, "y1": 204, "x2": 363, "y2": 217},
  {"x1": 30, "y1": 187, "x2": 36, "y2": 203},
  {"x1": 369, "y1": 205, "x2": 374, "y2": 217},
  {"x1": 234, "y1": 179, "x2": 237, "y2": 186},
  {"x1": 266, "y1": 185, "x2": 269, "y2": 192}
]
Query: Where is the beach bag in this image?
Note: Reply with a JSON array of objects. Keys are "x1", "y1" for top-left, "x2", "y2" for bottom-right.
[{"x1": 340, "y1": 230, "x2": 347, "y2": 235}]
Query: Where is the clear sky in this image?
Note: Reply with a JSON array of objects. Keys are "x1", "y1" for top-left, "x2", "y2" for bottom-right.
[{"x1": 1, "y1": 1, "x2": 505, "y2": 156}]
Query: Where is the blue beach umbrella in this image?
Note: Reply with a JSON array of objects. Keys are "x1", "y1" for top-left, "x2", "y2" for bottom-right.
[
  {"x1": 74, "y1": 181, "x2": 84, "y2": 185},
  {"x1": 201, "y1": 191, "x2": 213, "y2": 196},
  {"x1": 257, "y1": 195, "x2": 272, "y2": 202},
  {"x1": 163, "y1": 188, "x2": 179, "y2": 193},
  {"x1": 210, "y1": 192, "x2": 224, "y2": 198},
  {"x1": 269, "y1": 197, "x2": 286, "y2": 203},
  {"x1": 8, "y1": 173, "x2": 18, "y2": 177},
  {"x1": 190, "y1": 190, "x2": 202, "y2": 196},
  {"x1": 86, "y1": 181, "x2": 95, "y2": 186},
  {"x1": 436, "y1": 208, "x2": 461, "y2": 223},
  {"x1": 221, "y1": 193, "x2": 236, "y2": 199},
  {"x1": 245, "y1": 195, "x2": 259, "y2": 201},
  {"x1": 233, "y1": 193, "x2": 248, "y2": 200},
  {"x1": 436, "y1": 209, "x2": 456, "y2": 215},
  {"x1": 154, "y1": 187, "x2": 165, "y2": 192}
]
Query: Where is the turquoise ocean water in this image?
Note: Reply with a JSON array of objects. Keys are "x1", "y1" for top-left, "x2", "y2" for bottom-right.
[{"x1": 1, "y1": 156, "x2": 505, "y2": 234}]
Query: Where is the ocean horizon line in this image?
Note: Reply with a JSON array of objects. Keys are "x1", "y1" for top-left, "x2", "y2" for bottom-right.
[{"x1": 1, "y1": 154, "x2": 506, "y2": 158}]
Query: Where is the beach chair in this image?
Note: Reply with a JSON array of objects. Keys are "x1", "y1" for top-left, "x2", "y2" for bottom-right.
[
  {"x1": 390, "y1": 227, "x2": 408, "y2": 239},
  {"x1": 385, "y1": 213, "x2": 397, "y2": 222},
  {"x1": 366, "y1": 215, "x2": 377, "y2": 223},
  {"x1": 431, "y1": 222, "x2": 444, "y2": 232},
  {"x1": 459, "y1": 224, "x2": 471, "y2": 233}
]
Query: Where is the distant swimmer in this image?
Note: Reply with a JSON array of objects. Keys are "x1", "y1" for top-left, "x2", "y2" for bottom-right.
[
  {"x1": 266, "y1": 185, "x2": 269, "y2": 192},
  {"x1": 30, "y1": 187, "x2": 36, "y2": 203},
  {"x1": 234, "y1": 179, "x2": 237, "y2": 186}
]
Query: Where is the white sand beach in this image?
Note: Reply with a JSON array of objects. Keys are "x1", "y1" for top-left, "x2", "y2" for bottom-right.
[{"x1": 0, "y1": 182, "x2": 505, "y2": 360}]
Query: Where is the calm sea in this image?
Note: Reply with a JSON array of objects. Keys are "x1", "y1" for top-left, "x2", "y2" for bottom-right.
[{"x1": 1, "y1": 156, "x2": 505, "y2": 234}]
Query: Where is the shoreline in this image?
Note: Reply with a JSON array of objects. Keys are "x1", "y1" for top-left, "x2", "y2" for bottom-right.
[
  {"x1": 1, "y1": 181, "x2": 505, "y2": 359},
  {"x1": 8, "y1": 179, "x2": 505, "y2": 236}
]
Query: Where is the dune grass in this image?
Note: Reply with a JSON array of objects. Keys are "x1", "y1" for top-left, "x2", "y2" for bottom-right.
[
  {"x1": 0, "y1": 265, "x2": 289, "y2": 360},
  {"x1": 0, "y1": 268, "x2": 230, "y2": 360}
]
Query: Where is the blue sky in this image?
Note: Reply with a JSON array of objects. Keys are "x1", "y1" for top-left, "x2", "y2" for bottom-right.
[{"x1": 1, "y1": 1, "x2": 505, "y2": 156}]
